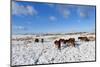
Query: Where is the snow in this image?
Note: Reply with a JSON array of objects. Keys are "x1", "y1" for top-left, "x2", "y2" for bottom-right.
[{"x1": 11, "y1": 34, "x2": 96, "y2": 66}]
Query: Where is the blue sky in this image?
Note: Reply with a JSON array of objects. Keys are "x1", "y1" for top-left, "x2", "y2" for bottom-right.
[{"x1": 12, "y1": 1, "x2": 96, "y2": 34}]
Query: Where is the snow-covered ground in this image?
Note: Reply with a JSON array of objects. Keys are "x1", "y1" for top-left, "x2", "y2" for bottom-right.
[{"x1": 11, "y1": 33, "x2": 96, "y2": 66}]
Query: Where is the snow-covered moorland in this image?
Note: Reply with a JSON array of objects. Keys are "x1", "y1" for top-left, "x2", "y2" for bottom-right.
[{"x1": 11, "y1": 33, "x2": 96, "y2": 66}]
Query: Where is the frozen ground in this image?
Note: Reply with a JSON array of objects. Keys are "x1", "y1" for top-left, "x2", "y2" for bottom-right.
[{"x1": 11, "y1": 33, "x2": 96, "y2": 66}]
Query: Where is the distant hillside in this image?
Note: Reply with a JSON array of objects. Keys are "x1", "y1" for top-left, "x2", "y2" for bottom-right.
[{"x1": 12, "y1": 32, "x2": 95, "y2": 36}]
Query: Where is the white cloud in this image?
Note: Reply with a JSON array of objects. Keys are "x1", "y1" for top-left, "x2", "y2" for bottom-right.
[
  {"x1": 77, "y1": 6, "x2": 88, "y2": 18},
  {"x1": 13, "y1": 25, "x2": 25, "y2": 30},
  {"x1": 12, "y1": 1, "x2": 37, "y2": 16},
  {"x1": 79, "y1": 12, "x2": 87, "y2": 18},
  {"x1": 27, "y1": 6, "x2": 37, "y2": 15},
  {"x1": 57, "y1": 5, "x2": 70, "y2": 18},
  {"x1": 63, "y1": 10, "x2": 70, "y2": 18},
  {"x1": 47, "y1": 3, "x2": 54, "y2": 7},
  {"x1": 49, "y1": 16, "x2": 56, "y2": 21}
]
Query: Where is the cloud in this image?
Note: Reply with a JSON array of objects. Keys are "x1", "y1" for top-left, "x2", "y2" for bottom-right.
[
  {"x1": 13, "y1": 25, "x2": 25, "y2": 30},
  {"x1": 47, "y1": 3, "x2": 54, "y2": 7},
  {"x1": 63, "y1": 10, "x2": 70, "y2": 18},
  {"x1": 12, "y1": 1, "x2": 37, "y2": 16},
  {"x1": 79, "y1": 11, "x2": 88, "y2": 18},
  {"x1": 47, "y1": 4, "x2": 71, "y2": 21},
  {"x1": 49, "y1": 16, "x2": 56, "y2": 21},
  {"x1": 77, "y1": 6, "x2": 89, "y2": 18},
  {"x1": 57, "y1": 5, "x2": 70, "y2": 18},
  {"x1": 79, "y1": 12, "x2": 86, "y2": 17}
]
